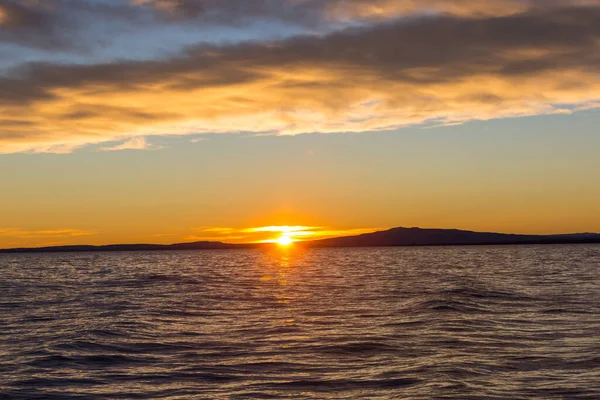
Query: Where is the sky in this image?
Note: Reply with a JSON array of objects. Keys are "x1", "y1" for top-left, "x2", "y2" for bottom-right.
[{"x1": 1, "y1": 0, "x2": 599, "y2": 247}]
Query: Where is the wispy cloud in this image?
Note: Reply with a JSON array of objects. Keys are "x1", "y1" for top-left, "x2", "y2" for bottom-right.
[
  {"x1": 101, "y1": 137, "x2": 161, "y2": 151},
  {"x1": 186, "y1": 226, "x2": 381, "y2": 243},
  {"x1": 0, "y1": 228, "x2": 96, "y2": 239}
]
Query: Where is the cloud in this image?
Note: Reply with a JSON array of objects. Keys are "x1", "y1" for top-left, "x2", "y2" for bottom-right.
[
  {"x1": 0, "y1": 5, "x2": 599, "y2": 153},
  {"x1": 101, "y1": 136, "x2": 160, "y2": 151},
  {"x1": 0, "y1": 1, "x2": 54, "y2": 30},
  {"x1": 186, "y1": 226, "x2": 381, "y2": 243},
  {"x1": 130, "y1": 0, "x2": 600, "y2": 24},
  {"x1": 0, "y1": 0, "x2": 91, "y2": 49},
  {"x1": 0, "y1": 0, "x2": 66, "y2": 48},
  {"x1": 0, "y1": 228, "x2": 96, "y2": 239},
  {"x1": 5, "y1": 0, "x2": 598, "y2": 52},
  {"x1": 0, "y1": 0, "x2": 150, "y2": 51}
]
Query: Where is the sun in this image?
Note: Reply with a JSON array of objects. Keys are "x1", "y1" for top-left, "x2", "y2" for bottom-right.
[{"x1": 276, "y1": 235, "x2": 293, "y2": 246}]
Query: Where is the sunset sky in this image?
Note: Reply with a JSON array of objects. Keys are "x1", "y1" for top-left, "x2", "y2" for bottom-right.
[{"x1": 1, "y1": 0, "x2": 599, "y2": 247}]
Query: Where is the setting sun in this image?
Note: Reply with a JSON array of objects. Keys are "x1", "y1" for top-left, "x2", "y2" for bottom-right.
[{"x1": 276, "y1": 235, "x2": 293, "y2": 246}]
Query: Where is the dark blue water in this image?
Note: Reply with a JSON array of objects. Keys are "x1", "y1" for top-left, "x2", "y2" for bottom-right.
[{"x1": 2, "y1": 245, "x2": 600, "y2": 399}]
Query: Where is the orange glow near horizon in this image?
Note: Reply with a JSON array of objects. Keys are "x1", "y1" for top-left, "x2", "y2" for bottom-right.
[
  {"x1": 257, "y1": 226, "x2": 322, "y2": 244},
  {"x1": 0, "y1": 224, "x2": 384, "y2": 249},
  {"x1": 276, "y1": 235, "x2": 293, "y2": 246}
]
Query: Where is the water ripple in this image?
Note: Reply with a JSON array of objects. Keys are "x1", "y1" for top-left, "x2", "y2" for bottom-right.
[{"x1": 2, "y1": 245, "x2": 600, "y2": 399}]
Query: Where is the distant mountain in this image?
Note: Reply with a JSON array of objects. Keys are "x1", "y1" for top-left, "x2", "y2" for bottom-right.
[
  {"x1": 0, "y1": 241, "x2": 252, "y2": 254},
  {"x1": 303, "y1": 227, "x2": 600, "y2": 248},
  {"x1": 1, "y1": 228, "x2": 599, "y2": 253}
]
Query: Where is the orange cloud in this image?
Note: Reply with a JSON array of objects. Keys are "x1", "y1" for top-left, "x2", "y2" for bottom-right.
[
  {"x1": 0, "y1": 228, "x2": 97, "y2": 249},
  {"x1": 0, "y1": 228, "x2": 96, "y2": 239},
  {"x1": 185, "y1": 226, "x2": 381, "y2": 243},
  {"x1": 0, "y1": 5, "x2": 599, "y2": 153}
]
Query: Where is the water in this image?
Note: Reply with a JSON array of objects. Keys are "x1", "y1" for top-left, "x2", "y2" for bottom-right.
[{"x1": 2, "y1": 245, "x2": 600, "y2": 399}]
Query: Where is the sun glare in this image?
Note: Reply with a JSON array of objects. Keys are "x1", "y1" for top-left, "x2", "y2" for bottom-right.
[{"x1": 277, "y1": 235, "x2": 293, "y2": 246}]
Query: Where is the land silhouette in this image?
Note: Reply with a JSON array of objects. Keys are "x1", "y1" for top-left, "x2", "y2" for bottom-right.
[{"x1": 1, "y1": 227, "x2": 600, "y2": 253}]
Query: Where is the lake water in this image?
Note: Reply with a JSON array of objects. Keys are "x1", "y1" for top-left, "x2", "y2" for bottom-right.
[{"x1": 2, "y1": 245, "x2": 600, "y2": 399}]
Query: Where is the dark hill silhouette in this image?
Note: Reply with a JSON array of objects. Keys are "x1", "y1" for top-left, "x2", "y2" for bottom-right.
[
  {"x1": 1, "y1": 227, "x2": 599, "y2": 253},
  {"x1": 301, "y1": 227, "x2": 600, "y2": 247},
  {"x1": 0, "y1": 241, "x2": 249, "y2": 253}
]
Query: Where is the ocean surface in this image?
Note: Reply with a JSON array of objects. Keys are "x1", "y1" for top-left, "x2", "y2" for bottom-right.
[{"x1": 1, "y1": 245, "x2": 600, "y2": 399}]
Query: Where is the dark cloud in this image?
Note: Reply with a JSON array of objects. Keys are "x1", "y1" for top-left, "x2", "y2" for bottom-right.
[
  {"x1": 132, "y1": 0, "x2": 320, "y2": 23},
  {"x1": 8, "y1": 6, "x2": 599, "y2": 93},
  {"x1": 132, "y1": 0, "x2": 600, "y2": 24},
  {"x1": 0, "y1": 1, "x2": 50, "y2": 29},
  {"x1": 3, "y1": 0, "x2": 598, "y2": 51},
  {"x1": 0, "y1": 0, "x2": 67, "y2": 48},
  {"x1": 0, "y1": 0, "x2": 143, "y2": 49}
]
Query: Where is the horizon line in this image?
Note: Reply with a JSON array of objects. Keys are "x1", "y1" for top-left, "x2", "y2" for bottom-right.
[{"x1": 2, "y1": 226, "x2": 599, "y2": 252}]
